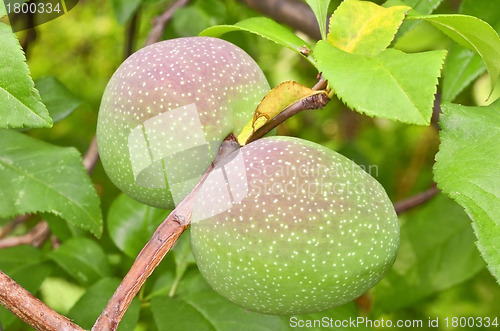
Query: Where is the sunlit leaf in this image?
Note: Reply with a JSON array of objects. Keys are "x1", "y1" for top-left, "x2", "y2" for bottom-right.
[
  {"x1": 237, "y1": 81, "x2": 327, "y2": 145},
  {"x1": 0, "y1": 130, "x2": 102, "y2": 236},
  {"x1": 328, "y1": 0, "x2": 409, "y2": 56},
  {"x1": 314, "y1": 41, "x2": 445, "y2": 125},
  {"x1": 434, "y1": 100, "x2": 500, "y2": 282},
  {"x1": 200, "y1": 17, "x2": 316, "y2": 67}
]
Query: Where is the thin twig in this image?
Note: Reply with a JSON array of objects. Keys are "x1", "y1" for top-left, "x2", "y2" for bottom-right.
[
  {"x1": 144, "y1": 0, "x2": 191, "y2": 47},
  {"x1": 0, "y1": 271, "x2": 84, "y2": 331},
  {"x1": 0, "y1": 221, "x2": 50, "y2": 249},
  {"x1": 394, "y1": 184, "x2": 440, "y2": 215},
  {"x1": 247, "y1": 77, "x2": 330, "y2": 144},
  {"x1": 92, "y1": 135, "x2": 240, "y2": 331},
  {"x1": 0, "y1": 214, "x2": 30, "y2": 239},
  {"x1": 83, "y1": 136, "x2": 99, "y2": 175},
  {"x1": 238, "y1": 0, "x2": 321, "y2": 39}
]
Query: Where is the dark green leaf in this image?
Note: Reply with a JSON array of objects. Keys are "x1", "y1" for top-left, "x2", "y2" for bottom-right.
[
  {"x1": 67, "y1": 277, "x2": 140, "y2": 330},
  {"x1": 0, "y1": 21, "x2": 52, "y2": 129},
  {"x1": 35, "y1": 76, "x2": 82, "y2": 123},
  {"x1": 373, "y1": 195, "x2": 485, "y2": 311},
  {"x1": 434, "y1": 100, "x2": 500, "y2": 283},
  {"x1": 109, "y1": 0, "x2": 141, "y2": 24},
  {"x1": 0, "y1": 130, "x2": 102, "y2": 236},
  {"x1": 328, "y1": 0, "x2": 409, "y2": 56},
  {"x1": 200, "y1": 17, "x2": 316, "y2": 67},
  {"x1": 49, "y1": 237, "x2": 111, "y2": 286},
  {"x1": 305, "y1": 0, "x2": 331, "y2": 40},
  {"x1": 107, "y1": 193, "x2": 170, "y2": 258},
  {"x1": 442, "y1": 44, "x2": 486, "y2": 102},
  {"x1": 408, "y1": 14, "x2": 500, "y2": 93},
  {"x1": 314, "y1": 41, "x2": 446, "y2": 125}
]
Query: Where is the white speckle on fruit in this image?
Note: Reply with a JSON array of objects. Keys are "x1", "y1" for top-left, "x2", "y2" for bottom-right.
[
  {"x1": 190, "y1": 136, "x2": 399, "y2": 315},
  {"x1": 97, "y1": 37, "x2": 270, "y2": 209}
]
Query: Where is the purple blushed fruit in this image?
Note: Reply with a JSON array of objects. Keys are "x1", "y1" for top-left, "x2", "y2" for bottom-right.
[
  {"x1": 190, "y1": 136, "x2": 399, "y2": 315},
  {"x1": 97, "y1": 37, "x2": 270, "y2": 208}
]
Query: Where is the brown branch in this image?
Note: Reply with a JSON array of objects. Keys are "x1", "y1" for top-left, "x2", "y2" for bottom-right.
[
  {"x1": 0, "y1": 214, "x2": 30, "y2": 239},
  {"x1": 238, "y1": 0, "x2": 321, "y2": 39},
  {"x1": 92, "y1": 135, "x2": 240, "y2": 331},
  {"x1": 0, "y1": 221, "x2": 49, "y2": 249},
  {"x1": 0, "y1": 271, "x2": 84, "y2": 331},
  {"x1": 394, "y1": 184, "x2": 440, "y2": 215},
  {"x1": 83, "y1": 136, "x2": 99, "y2": 175},
  {"x1": 144, "y1": 0, "x2": 191, "y2": 47},
  {"x1": 247, "y1": 77, "x2": 330, "y2": 144}
]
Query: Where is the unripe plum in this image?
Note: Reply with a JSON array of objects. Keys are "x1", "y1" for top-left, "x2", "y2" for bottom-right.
[
  {"x1": 97, "y1": 37, "x2": 270, "y2": 208},
  {"x1": 190, "y1": 136, "x2": 399, "y2": 315}
]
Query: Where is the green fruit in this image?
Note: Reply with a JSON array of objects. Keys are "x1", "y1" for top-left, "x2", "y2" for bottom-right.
[
  {"x1": 190, "y1": 136, "x2": 399, "y2": 315},
  {"x1": 97, "y1": 37, "x2": 270, "y2": 208}
]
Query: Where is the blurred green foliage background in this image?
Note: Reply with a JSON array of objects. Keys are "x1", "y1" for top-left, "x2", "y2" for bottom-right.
[{"x1": 2, "y1": 0, "x2": 500, "y2": 329}]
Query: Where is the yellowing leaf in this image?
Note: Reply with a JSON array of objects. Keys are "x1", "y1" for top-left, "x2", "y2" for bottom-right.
[
  {"x1": 237, "y1": 81, "x2": 327, "y2": 145},
  {"x1": 327, "y1": 0, "x2": 410, "y2": 56}
]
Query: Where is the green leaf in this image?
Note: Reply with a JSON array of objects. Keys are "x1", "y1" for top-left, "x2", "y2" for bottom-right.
[
  {"x1": 67, "y1": 277, "x2": 140, "y2": 330},
  {"x1": 442, "y1": 44, "x2": 485, "y2": 102},
  {"x1": 434, "y1": 100, "x2": 500, "y2": 282},
  {"x1": 408, "y1": 14, "x2": 500, "y2": 94},
  {"x1": 169, "y1": 229, "x2": 196, "y2": 296},
  {"x1": 199, "y1": 17, "x2": 316, "y2": 67},
  {"x1": 314, "y1": 41, "x2": 446, "y2": 125},
  {"x1": 151, "y1": 291, "x2": 288, "y2": 331},
  {"x1": 0, "y1": 22, "x2": 52, "y2": 129},
  {"x1": 109, "y1": 0, "x2": 141, "y2": 24},
  {"x1": 35, "y1": 76, "x2": 82, "y2": 123},
  {"x1": 49, "y1": 237, "x2": 111, "y2": 286},
  {"x1": 0, "y1": 246, "x2": 52, "y2": 328},
  {"x1": 373, "y1": 195, "x2": 485, "y2": 311},
  {"x1": 107, "y1": 193, "x2": 170, "y2": 258},
  {"x1": 327, "y1": 0, "x2": 409, "y2": 56},
  {"x1": 304, "y1": 0, "x2": 331, "y2": 40},
  {"x1": 460, "y1": 0, "x2": 500, "y2": 28},
  {"x1": 0, "y1": 130, "x2": 102, "y2": 236}
]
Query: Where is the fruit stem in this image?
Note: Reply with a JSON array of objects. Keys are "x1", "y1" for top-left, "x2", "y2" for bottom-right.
[{"x1": 92, "y1": 134, "x2": 239, "y2": 331}]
